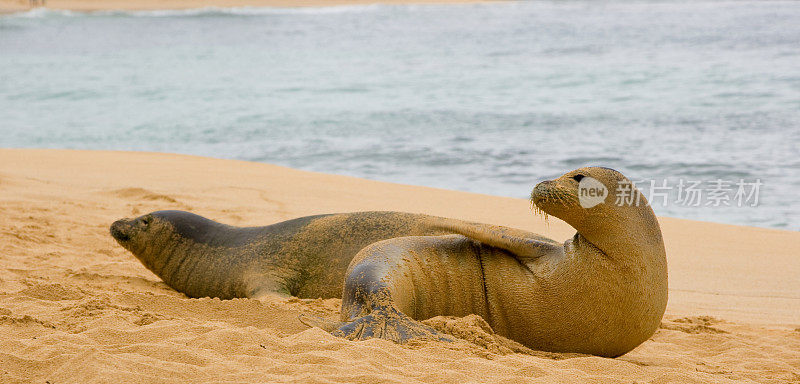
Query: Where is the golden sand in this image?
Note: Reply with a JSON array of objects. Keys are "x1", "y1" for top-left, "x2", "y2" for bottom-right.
[{"x1": 0, "y1": 149, "x2": 798, "y2": 383}]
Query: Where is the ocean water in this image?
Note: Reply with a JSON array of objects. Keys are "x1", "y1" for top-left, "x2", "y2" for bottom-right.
[{"x1": 1, "y1": 1, "x2": 798, "y2": 230}]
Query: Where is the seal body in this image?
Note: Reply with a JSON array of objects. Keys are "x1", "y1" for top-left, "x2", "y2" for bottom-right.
[
  {"x1": 110, "y1": 211, "x2": 453, "y2": 299},
  {"x1": 110, "y1": 167, "x2": 668, "y2": 357}
]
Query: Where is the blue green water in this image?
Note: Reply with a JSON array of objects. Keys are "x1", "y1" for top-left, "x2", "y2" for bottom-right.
[{"x1": 1, "y1": 1, "x2": 798, "y2": 229}]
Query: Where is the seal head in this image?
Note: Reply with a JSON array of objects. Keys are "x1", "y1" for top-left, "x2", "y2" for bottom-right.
[
  {"x1": 110, "y1": 210, "x2": 228, "y2": 274},
  {"x1": 530, "y1": 166, "x2": 668, "y2": 356},
  {"x1": 110, "y1": 214, "x2": 154, "y2": 258},
  {"x1": 532, "y1": 166, "x2": 665, "y2": 259}
]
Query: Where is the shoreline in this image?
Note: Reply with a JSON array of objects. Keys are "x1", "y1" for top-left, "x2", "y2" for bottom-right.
[
  {"x1": 0, "y1": 0, "x2": 494, "y2": 14},
  {"x1": 2, "y1": 148, "x2": 794, "y2": 233}
]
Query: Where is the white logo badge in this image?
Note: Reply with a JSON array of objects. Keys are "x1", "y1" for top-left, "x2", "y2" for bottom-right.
[{"x1": 578, "y1": 177, "x2": 608, "y2": 208}]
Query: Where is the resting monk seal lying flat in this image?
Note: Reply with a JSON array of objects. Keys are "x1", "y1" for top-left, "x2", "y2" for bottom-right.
[{"x1": 110, "y1": 167, "x2": 667, "y2": 357}]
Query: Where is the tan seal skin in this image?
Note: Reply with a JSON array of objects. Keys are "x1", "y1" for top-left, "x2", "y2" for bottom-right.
[{"x1": 110, "y1": 167, "x2": 667, "y2": 357}]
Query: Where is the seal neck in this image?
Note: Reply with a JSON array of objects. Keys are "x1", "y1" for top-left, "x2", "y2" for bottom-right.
[{"x1": 575, "y1": 204, "x2": 666, "y2": 269}]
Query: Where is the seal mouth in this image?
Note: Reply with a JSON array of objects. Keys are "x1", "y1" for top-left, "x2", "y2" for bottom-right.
[
  {"x1": 110, "y1": 219, "x2": 132, "y2": 242},
  {"x1": 530, "y1": 180, "x2": 553, "y2": 206},
  {"x1": 530, "y1": 180, "x2": 553, "y2": 222}
]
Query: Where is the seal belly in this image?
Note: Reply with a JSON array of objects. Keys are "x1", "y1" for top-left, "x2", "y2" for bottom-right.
[
  {"x1": 479, "y1": 246, "x2": 541, "y2": 341},
  {"x1": 341, "y1": 235, "x2": 490, "y2": 323},
  {"x1": 388, "y1": 236, "x2": 489, "y2": 321}
]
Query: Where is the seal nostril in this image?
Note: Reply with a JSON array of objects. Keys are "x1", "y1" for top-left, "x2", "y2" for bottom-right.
[{"x1": 110, "y1": 222, "x2": 130, "y2": 242}]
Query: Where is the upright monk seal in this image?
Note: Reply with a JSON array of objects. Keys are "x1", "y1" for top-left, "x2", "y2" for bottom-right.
[{"x1": 110, "y1": 167, "x2": 667, "y2": 357}]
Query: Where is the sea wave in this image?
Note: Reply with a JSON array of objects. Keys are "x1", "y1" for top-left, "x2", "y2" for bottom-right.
[
  {"x1": 2, "y1": 4, "x2": 427, "y2": 19},
  {"x1": 4, "y1": 0, "x2": 779, "y2": 20},
  {"x1": 2, "y1": 0, "x2": 798, "y2": 230},
  {"x1": 2, "y1": 8, "x2": 81, "y2": 18},
  {"x1": 121, "y1": 4, "x2": 390, "y2": 17}
]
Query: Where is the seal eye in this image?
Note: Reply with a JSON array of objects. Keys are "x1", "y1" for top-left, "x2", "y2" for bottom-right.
[
  {"x1": 572, "y1": 174, "x2": 585, "y2": 182},
  {"x1": 141, "y1": 217, "x2": 152, "y2": 226}
]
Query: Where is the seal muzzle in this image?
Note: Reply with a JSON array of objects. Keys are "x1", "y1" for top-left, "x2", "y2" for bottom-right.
[{"x1": 110, "y1": 219, "x2": 134, "y2": 242}]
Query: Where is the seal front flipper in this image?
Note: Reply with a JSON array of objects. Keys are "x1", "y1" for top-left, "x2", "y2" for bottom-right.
[
  {"x1": 334, "y1": 279, "x2": 452, "y2": 343},
  {"x1": 333, "y1": 306, "x2": 452, "y2": 343},
  {"x1": 299, "y1": 292, "x2": 451, "y2": 342},
  {"x1": 325, "y1": 235, "x2": 487, "y2": 344},
  {"x1": 299, "y1": 287, "x2": 451, "y2": 342},
  {"x1": 428, "y1": 219, "x2": 563, "y2": 267}
]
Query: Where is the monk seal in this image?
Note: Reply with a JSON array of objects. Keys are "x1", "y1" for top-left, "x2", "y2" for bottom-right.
[{"x1": 110, "y1": 167, "x2": 667, "y2": 357}]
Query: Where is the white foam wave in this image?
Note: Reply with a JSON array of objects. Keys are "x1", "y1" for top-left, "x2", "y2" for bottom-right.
[
  {"x1": 2, "y1": 8, "x2": 80, "y2": 18},
  {"x1": 1, "y1": 4, "x2": 397, "y2": 19},
  {"x1": 129, "y1": 4, "x2": 391, "y2": 17}
]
